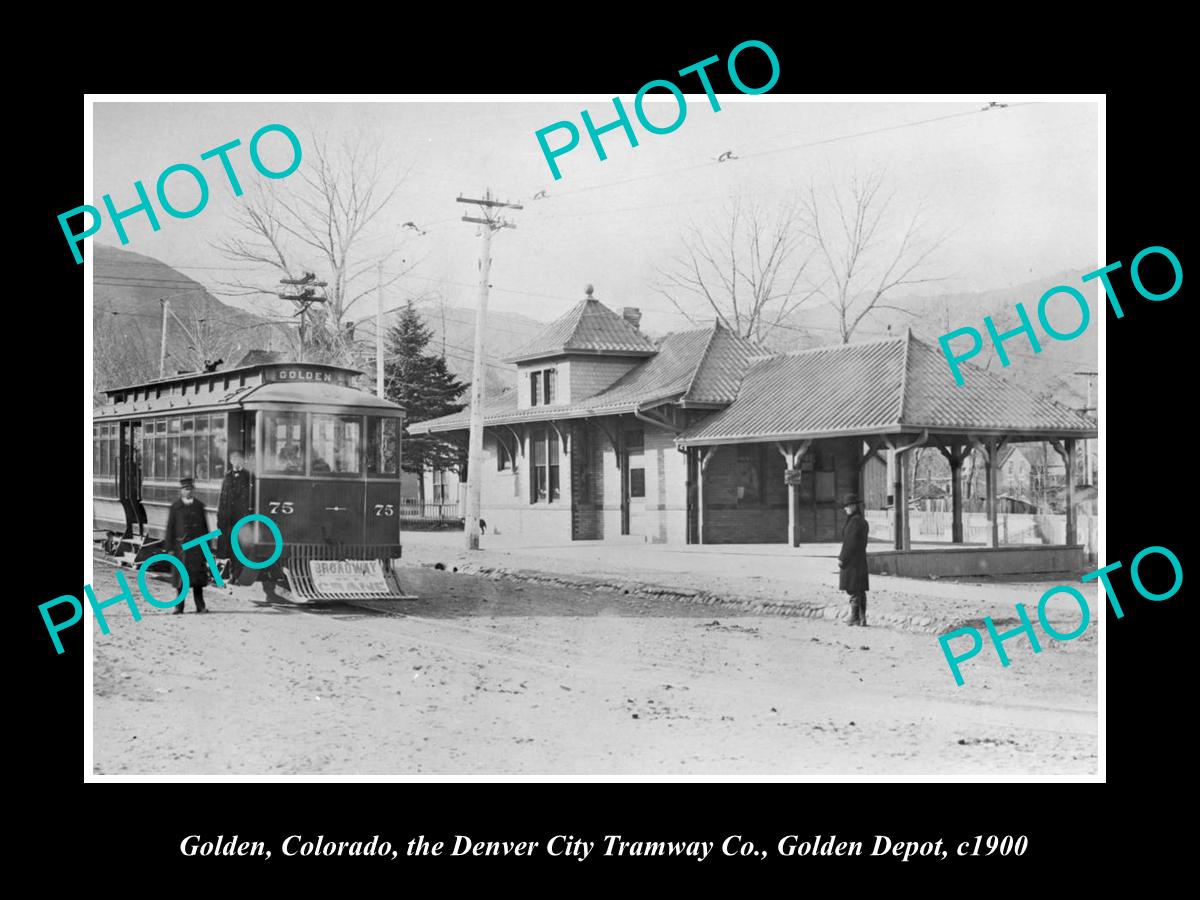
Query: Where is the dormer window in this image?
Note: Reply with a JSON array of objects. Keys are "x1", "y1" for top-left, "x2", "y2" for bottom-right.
[{"x1": 529, "y1": 368, "x2": 557, "y2": 406}]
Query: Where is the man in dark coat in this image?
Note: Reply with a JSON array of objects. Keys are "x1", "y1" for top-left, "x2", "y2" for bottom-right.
[
  {"x1": 838, "y1": 492, "x2": 870, "y2": 627},
  {"x1": 217, "y1": 449, "x2": 255, "y2": 581},
  {"x1": 164, "y1": 477, "x2": 211, "y2": 613}
]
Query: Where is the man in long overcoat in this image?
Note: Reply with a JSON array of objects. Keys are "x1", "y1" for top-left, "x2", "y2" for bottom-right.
[
  {"x1": 164, "y1": 477, "x2": 211, "y2": 613},
  {"x1": 838, "y1": 492, "x2": 870, "y2": 626},
  {"x1": 217, "y1": 449, "x2": 255, "y2": 581}
]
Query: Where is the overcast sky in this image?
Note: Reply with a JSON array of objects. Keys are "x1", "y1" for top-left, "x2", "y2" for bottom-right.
[{"x1": 91, "y1": 99, "x2": 1099, "y2": 338}]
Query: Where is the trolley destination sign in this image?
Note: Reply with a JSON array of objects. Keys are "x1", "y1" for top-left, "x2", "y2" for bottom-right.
[
  {"x1": 308, "y1": 560, "x2": 392, "y2": 596},
  {"x1": 263, "y1": 366, "x2": 354, "y2": 386}
]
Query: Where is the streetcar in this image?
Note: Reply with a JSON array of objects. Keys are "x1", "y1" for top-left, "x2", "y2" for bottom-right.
[{"x1": 92, "y1": 359, "x2": 414, "y2": 603}]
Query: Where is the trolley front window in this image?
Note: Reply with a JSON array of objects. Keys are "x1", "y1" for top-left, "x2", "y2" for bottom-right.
[
  {"x1": 264, "y1": 411, "x2": 306, "y2": 474},
  {"x1": 312, "y1": 414, "x2": 362, "y2": 474},
  {"x1": 367, "y1": 417, "x2": 400, "y2": 477}
]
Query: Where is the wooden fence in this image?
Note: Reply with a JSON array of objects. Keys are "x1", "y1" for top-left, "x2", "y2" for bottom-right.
[
  {"x1": 399, "y1": 498, "x2": 461, "y2": 520},
  {"x1": 866, "y1": 510, "x2": 1098, "y2": 563}
]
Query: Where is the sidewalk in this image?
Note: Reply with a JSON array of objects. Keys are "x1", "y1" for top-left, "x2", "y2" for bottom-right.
[{"x1": 397, "y1": 531, "x2": 1099, "y2": 636}]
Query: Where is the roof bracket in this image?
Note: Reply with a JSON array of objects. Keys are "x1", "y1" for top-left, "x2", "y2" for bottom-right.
[
  {"x1": 503, "y1": 425, "x2": 525, "y2": 461},
  {"x1": 858, "y1": 437, "x2": 886, "y2": 469},
  {"x1": 491, "y1": 426, "x2": 520, "y2": 471},
  {"x1": 775, "y1": 439, "x2": 812, "y2": 468},
  {"x1": 633, "y1": 402, "x2": 682, "y2": 434},
  {"x1": 591, "y1": 418, "x2": 622, "y2": 468},
  {"x1": 549, "y1": 420, "x2": 569, "y2": 455},
  {"x1": 886, "y1": 430, "x2": 929, "y2": 456}
]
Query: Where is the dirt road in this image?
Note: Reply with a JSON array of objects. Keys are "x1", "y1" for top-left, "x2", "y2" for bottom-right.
[{"x1": 91, "y1": 562, "x2": 1097, "y2": 776}]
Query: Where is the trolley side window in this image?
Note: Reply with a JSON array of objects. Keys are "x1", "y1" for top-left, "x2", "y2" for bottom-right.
[
  {"x1": 154, "y1": 419, "x2": 167, "y2": 477},
  {"x1": 210, "y1": 414, "x2": 227, "y2": 479},
  {"x1": 167, "y1": 416, "x2": 182, "y2": 478},
  {"x1": 264, "y1": 411, "x2": 306, "y2": 474},
  {"x1": 179, "y1": 416, "x2": 194, "y2": 478},
  {"x1": 312, "y1": 414, "x2": 362, "y2": 475},
  {"x1": 194, "y1": 415, "x2": 210, "y2": 480},
  {"x1": 141, "y1": 429, "x2": 153, "y2": 479},
  {"x1": 102, "y1": 423, "x2": 116, "y2": 476},
  {"x1": 367, "y1": 417, "x2": 400, "y2": 477}
]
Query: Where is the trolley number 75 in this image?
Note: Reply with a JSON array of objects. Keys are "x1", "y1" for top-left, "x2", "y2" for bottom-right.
[{"x1": 267, "y1": 501, "x2": 295, "y2": 515}]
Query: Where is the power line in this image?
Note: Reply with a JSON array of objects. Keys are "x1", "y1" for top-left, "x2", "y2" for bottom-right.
[
  {"x1": 380, "y1": 269, "x2": 695, "y2": 320},
  {"x1": 356, "y1": 298, "x2": 541, "y2": 340},
  {"x1": 531, "y1": 103, "x2": 1035, "y2": 204},
  {"x1": 93, "y1": 273, "x2": 205, "y2": 286},
  {"x1": 382, "y1": 348, "x2": 513, "y2": 374}
]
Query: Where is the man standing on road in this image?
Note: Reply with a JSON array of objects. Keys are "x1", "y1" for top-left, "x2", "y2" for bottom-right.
[
  {"x1": 838, "y1": 492, "x2": 869, "y2": 627},
  {"x1": 165, "y1": 477, "x2": 211, "y2": 614},
  {"x1": 217, "y1": 449, "x2": 254, "y2": 583}
]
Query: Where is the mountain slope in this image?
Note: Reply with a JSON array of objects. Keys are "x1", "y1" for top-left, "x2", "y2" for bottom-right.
[
  {"x1": 91, "y1": 246, "x2": 547, "y2": 399},
  {"x1": 92, "y1": 245, "x2": 291, "y2": 392}
]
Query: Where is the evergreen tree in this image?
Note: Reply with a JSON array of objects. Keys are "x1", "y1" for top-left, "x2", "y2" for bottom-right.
[{"x1": 383, "y1": 301, "x2": 468, "y2": 503}]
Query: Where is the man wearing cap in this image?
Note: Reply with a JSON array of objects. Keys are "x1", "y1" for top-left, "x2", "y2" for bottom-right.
[
  {"x1": 217, "y1": 449, "x2": 255, "y2": 583},
  {"x1": 164, "y1": 477, "x2": 211, "y2": 614},
  {"x1": 838, "y1": 492, "x2": 870, "y2": 626}
]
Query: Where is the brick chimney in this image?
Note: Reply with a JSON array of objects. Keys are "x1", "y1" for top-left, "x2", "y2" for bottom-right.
[{"x1": 622, "y1": 307, "x2": 642, "y2": 330}]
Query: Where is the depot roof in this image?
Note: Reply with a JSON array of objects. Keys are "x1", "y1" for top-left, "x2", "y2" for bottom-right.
[
  {"x1": 505, "y1": 296, "x2": 657, "y2": 363},
  {"x1": 676, "y1": 330, "x2": 1098, "y2": 446},
  {"x1": 409, "y1": 322, "x2": 761, "y2": 433}
]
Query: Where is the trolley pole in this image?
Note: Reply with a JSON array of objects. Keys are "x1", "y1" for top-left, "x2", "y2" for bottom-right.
[
  {"x1": 457, "y1": 189, "x2": 522, "y2": 550},
  {"x1": 376, "y1": 261, "x2": 385, "y2": 397},
  {"x1": 158, "y1": 298, "x2": 168, "y2": 378}
]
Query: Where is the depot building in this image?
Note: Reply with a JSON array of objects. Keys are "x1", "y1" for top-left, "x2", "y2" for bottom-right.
[{"x1": 408, "y1": 288, "x2": 1096, "y2": 575}]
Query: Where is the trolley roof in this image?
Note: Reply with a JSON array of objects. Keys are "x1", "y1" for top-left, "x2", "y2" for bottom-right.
[
  {"x1": 100, "y1": 361, "x2": 363, "y2": 396},
  {"x1": 94, "y1": 361, "x2": 404, "y2": 420}
]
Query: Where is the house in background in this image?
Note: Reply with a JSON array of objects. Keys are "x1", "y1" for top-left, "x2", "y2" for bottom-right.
[
  {"x1": 998, "y1": 444, "x2": 1067, "y2": 511},
  {"x1": 400, "y1": 470, "x2": 421, "y2": 503}
]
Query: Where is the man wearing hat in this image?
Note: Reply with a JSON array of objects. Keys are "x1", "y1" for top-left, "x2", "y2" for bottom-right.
[
  {"x1": 838, "y1": 492, "x2": 870, "y2": 626},
  {"x1": 217, "y1": 449, "x2": 255, "y2": 583},
  {"x1": 164, "y1": 477, "x2": 212, "y2": 614}
]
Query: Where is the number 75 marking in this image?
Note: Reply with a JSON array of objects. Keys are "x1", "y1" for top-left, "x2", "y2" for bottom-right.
[
  {"x1": 268, "y1": 501, "x2": 294, "y2": 515},
  {"x1": 374, "y1": 504, "x2": 395, "y2": 517}
]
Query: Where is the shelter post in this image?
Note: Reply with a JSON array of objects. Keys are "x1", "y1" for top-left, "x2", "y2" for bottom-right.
[
  {"x1": 986, "y1": 438, "x2": 999, "y2": 548},
  {"x1": 945, "y1": 443, "x2": 965, "y2": 543},
  {"x1": 1055, "y1": 438, "x2": 1077, "y2": 545},
  {"x1": 697, "y1": 446, "x2": 716, "y2": 545}
]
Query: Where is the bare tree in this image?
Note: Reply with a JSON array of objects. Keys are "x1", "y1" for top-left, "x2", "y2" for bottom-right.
[
  {"x1": 211, "y1": 134, "x2": 415, "y2": 365},
  {"x1": 802, "y1": 170, "x2": 948, "y2": 343},
  {"x1": 653, "y1": 195, "x2": 821, "y2": 344},
  {"x1": 168, "y1": 305, "x2": 285, "y2": 372},
  {"x1": 93, "y1": 311, "x2": 156, "y2": 401}
]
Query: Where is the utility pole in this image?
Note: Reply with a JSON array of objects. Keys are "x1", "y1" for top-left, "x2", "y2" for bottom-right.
[
  {"x1": 440, "y1": 294, "x2": 447, "y2": 358},
  {"x1": 158, "y1": 298, "x2": 169, "y2": 378},
  {"x1": 1075, "y1": 370, "x2": 1097, "y2": 486},
  {"x1": 376, "y1": 261, "x2": 385, "y2": 397},
  {"x1": 278, "y1": 273, "x2": 328, "y2": 363},
  {"x1": 457, "y1": 189, "x2": 522, "y2": 550}
]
